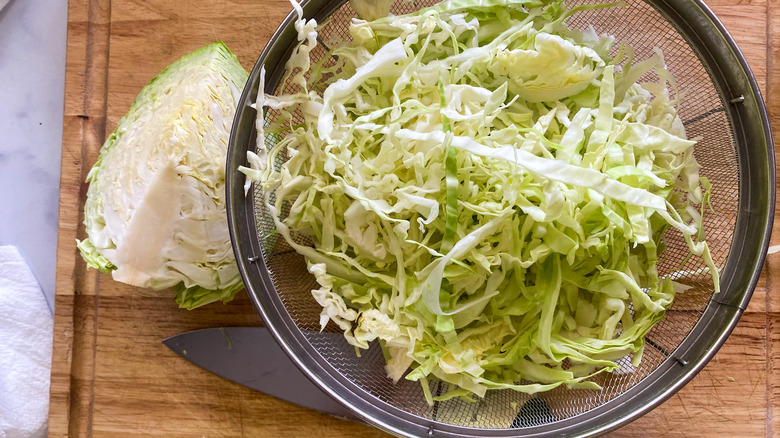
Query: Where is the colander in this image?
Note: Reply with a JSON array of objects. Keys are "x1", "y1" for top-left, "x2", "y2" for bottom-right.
[{"x1": 226, "y1": 0, "x2": 775, "y2": 436}]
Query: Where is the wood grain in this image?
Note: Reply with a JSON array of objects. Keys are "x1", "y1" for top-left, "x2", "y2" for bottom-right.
[
  {"x1": 49, "y1": 0, "x2": 111, "y2": 436},
  {"x1": 766, "y1": 0, "x2": 780, "y2": 436},
  {"x1": 50, "y1": 0, "x2": 776, "y2": 436}
]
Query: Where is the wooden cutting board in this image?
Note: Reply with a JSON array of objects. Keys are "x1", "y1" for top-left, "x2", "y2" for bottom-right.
[{"x1": 50, "y1": 0, "x2": 779, "y2": 436}]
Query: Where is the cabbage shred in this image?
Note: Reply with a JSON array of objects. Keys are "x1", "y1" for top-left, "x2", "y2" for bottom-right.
[{"x1": 241, "y1": 0, "x2": 719, "y2": 402}]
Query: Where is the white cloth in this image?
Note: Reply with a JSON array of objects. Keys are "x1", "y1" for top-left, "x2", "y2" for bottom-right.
[
  {"x1": 0, "y1": 246, "x2": 52, "y2": 438},
  {"x1": 0, "y1": 0, "x2": 9, "y2": 14}
]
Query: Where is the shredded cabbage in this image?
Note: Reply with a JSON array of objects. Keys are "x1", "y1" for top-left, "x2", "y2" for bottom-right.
[{"x1": 241, "y1": 0, "x2": 718, "y2": 402}]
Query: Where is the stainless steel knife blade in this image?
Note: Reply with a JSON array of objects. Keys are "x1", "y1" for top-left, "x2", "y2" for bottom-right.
[{"x1": 163, "y1": 327, "x2": 360, "y2": 421}]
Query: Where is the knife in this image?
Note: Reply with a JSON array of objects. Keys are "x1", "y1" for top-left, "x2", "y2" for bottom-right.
[
  {"x1": 164, "y1": 327, "x2": 552, "y2": 429},
  {"x1": 163, "y1": 327, "x2": 360, "y2": 421}
]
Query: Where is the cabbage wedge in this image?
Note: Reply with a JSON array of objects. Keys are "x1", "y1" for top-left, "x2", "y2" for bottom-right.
[{"x1": 78, "y1": 42, "x2": 248, "y2": 309}]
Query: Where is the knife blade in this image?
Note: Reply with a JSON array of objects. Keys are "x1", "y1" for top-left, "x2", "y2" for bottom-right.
[{"x1": 163, "y1": 327, "x2": 360, "y2": 421}]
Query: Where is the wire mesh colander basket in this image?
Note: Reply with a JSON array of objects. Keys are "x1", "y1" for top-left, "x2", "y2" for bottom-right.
[{"x1": 226, "y1": 0, "x2": 775, "y2": 436}]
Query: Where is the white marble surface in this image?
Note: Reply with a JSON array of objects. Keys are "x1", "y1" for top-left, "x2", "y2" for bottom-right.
[{"x1": 0, "y1": 0, "x2": 68, "y2": 311}]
